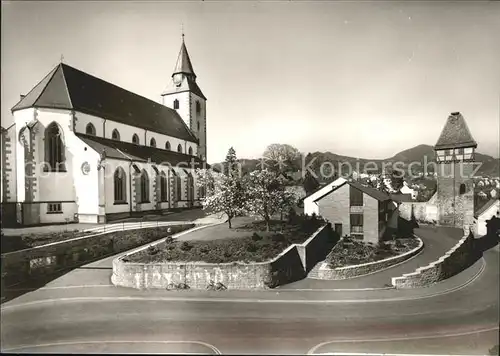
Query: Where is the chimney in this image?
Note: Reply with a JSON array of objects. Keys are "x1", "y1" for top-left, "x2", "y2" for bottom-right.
[
  {"x1": 20, "y1": 94, "x2": 26, "y2": 100},
  {"x1": 451, "y1": 112, "x2": 460, "y2": 116}
]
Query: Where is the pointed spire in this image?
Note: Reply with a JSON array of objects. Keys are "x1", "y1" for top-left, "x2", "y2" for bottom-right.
[
  {"x1": 172, "y1": 34, "x2": 196, "y2": 79},
  {"x1": 434, "y1": 112, "x2": 477, "y2": 150}
]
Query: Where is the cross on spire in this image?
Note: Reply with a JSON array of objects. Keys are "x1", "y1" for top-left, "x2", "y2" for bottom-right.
[
  {"x1": 60, "y1": 54, "x2": 64, "y2": 63},
  {"x1": 181, "y1": 23, "x2": 185, "y2": 42}
]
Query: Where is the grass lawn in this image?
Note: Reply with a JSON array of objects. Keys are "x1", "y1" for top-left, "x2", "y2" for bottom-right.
[
  {"x1": 327, "y1": 236, "x2": 420, "y2": 268},
  {"x1": 127, "y1": 215, "x2": 331, "y2": 264}
]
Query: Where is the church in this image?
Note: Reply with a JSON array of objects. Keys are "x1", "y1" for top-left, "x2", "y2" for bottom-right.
[{"x1": 1, "y1": 38, "x2": 208, "y2": 226}]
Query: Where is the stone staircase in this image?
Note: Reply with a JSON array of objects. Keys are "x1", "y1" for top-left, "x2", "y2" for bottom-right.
[{"x1": 307, "y1": 260, "x2": 327, "y2": 279}]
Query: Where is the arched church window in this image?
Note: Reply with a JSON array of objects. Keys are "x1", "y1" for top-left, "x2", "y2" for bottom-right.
[
  {"x1": 86, "y1": 123, "x2": 96, "y2": 136},
  {"x1": 112, "y1": 129, "x2": 120, "y2": 141},
  {"x1": 197, "y1": 121, "x2": 200, "y2": 131},
  {"x1": 160, "y1": 171, "x2": 168, "y2": 202},
  {"x1": 132, "y1": 134, "x2": 140, "y2": 145},
  {"x1": 44, "y1": 122, "x2": 66, "y2": 172},
  {"x1": 113, "y1": 167, "x2": 127, "y2": 203},
  {"x1": 459, "y1": 183, "x2": 466, "y2": 195},
  {"x1": 176, "y1": 173, "x2": 182, "y2": 201},
  {"x1": 196, "y1": 101, "x2": 201, "y2": 115},
  {"x1": 140, "y1": 169, "x2": 150, "y2": 203},
  {"x1": 188, "y1": 147, "x2": 193, "y2": 156},
  {"x1": 177, "y1": 144, "x2": 183, "y2": 153},
  {"x1": 165, "y1": 141, "x2": 171, "y2": 150},
  {"x1": 186, "y1": 172, "x2": 194, "y2": 202},
  {"x1": 150, "y1": 138, "x2": 156, "y2": 147},
  {"x1": 173, "y1": 99, "x2": 179, "y2": 110}
]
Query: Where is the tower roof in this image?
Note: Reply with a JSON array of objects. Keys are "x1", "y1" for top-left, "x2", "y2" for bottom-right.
[
  {"x1": 12, "y1": 63, "x2": 198, "y2": 143},
  {"x1": 173, "y1": 40, "x2": 196, "y2": 78},
  {"x1": 434, "y1": 112, "x2": 477, "y2": 150}
]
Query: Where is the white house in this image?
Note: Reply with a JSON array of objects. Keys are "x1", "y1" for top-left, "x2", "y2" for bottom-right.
[
  {"x1": 474, "y1": 199, "x2": 500, "y2": 236},
  {"x1": 400, "y1": 181, "x2": 418, "y2": 200},
  {"x1": 1, "y1": 37, "x2": 209, "y2": 226},
  {"x1": 303, "y1": 177, "x2": 347, "y2": 216}
]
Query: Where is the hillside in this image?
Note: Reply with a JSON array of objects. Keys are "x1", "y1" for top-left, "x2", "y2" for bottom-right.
[{"x1": 211, "y1": 145, "x2": 499, "y2": 178}]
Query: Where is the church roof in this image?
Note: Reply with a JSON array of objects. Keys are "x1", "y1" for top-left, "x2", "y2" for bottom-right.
[
  {"x1": 12, "y1": 63, "x2": 198, "y2": 143},
  {"x1": 77, "y1": 133, "x2": 206, "y2": 168},
  {"x1": 434, "y1": 112, "x2": 477, "y2": 150},
  {"x1": 173, "y1": 41, "x2": 196, "y2": 78}
]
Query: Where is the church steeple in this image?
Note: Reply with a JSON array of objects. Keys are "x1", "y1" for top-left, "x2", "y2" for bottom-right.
[
  {"x1": 161, "y1": 33, "x2": 207, "y2": 161},
  {"x1": 172, "y1": 35, "x2": 196, "y2": 81}
]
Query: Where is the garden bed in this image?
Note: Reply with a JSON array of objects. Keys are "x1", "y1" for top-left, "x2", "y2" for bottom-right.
[
  {"x1": 1, "y1": 230, "x2": 93, "y2": 253},
  {"x1": 327, "y1": 236, "x2": 420, "y2": 269},
  {"x1": 126, "y1": 215, "x2": 327, "y2": 264}
]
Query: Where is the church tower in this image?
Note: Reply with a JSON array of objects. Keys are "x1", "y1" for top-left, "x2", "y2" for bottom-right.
[
  {"x1": 434, "y1": 112, "x2": 477, "y2": 229},
  {"x1": 162, "y1": 35, "x2": 207, "y2": 161}
]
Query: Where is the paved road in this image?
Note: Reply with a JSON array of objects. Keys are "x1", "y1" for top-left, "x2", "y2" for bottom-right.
[
  {"x1": 1, "y1": 226, "x2": 498, "y2": 354},
  {"x1": 279, "y1": 225, "x2": 465, "y2": 289}
]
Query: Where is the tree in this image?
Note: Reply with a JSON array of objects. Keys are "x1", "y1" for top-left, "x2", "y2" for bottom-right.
[
  {"x1": 376, "y1": 174, "x2": 388, "y2": 193},
  {"x1": 263, "y1": 143, "x2": 301, "y2": 173},
  {"x1": 196, "y1": 168, "x2": 246, "y2": 229},
  {"x1": 245, "y1": 169, "x2": 296, "y2": 231},
  {"x1": 224, "y1": 146, "x2": 240, "y2": 178},
  {"x1": 390, "y1": 170, "x2": 405, "y2": 192},
  {"x1": 303, "y1": 170, "x2": 320, "y2": 194}
]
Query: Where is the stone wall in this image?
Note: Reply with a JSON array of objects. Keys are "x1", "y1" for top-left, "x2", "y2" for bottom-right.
[
  {"x1": 0, "y1": 223, "x2": 194, "y2": 289},
  {"x1": 315, "y1": 237, "x2": 424, "y2": 280},
  {"x1": 112, "y1": 225, "x2": 336, "y2": 290},
  {"x1": 436, "y1": 161, "x2": 475, "y2": 228},
  {"x1": 391, "y1": 232, "x2": 478, "y2": 288},
  {"x1": 399, "y1": 192, "x2": 438, "y2": 223}
]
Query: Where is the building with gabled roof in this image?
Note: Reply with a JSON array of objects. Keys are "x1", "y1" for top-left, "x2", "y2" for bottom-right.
[
  {"x1": 303, "y1": 178, "x2": 397, "y2": 243},
  {"x1": 1, "y1": 37, "x2": 209, "y2": 226},
  {"x1": 473, "y1": 198, "x2": 500, "y2": 236}
]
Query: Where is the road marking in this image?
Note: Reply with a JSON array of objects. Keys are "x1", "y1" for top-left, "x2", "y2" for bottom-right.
[
  {"x1": 276, "y1": 287, "x2": 394, "y2": 292},
  {"x1": 307, "y1": 326, "x2": 500, "y2": 354},
  {"x1": 312, "y1": 353, "x2": 483, "y2": 356},
  {"x1": 0, "y1": 257, "x2": 486, "y2": 311},
  {"x1": 1, "y1": 340, "x2": 221, "y2": 354}
]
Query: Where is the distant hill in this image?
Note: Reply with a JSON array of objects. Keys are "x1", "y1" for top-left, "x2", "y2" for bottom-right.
[{"x1": 211, "y1": 144, "x2": 499, "y2": 179}]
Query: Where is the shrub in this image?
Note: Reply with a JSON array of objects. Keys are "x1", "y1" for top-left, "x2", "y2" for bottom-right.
[
  {"x1": 200, "y1": 246, "x2": 209, "y2": 254},
  {"x1": 247, "y1": 242, "x2": 258, "y2": 253},
  {"x1": 272, "y1": 233, "x2": 286, "y2": 242},
  {"x1": 251, "y1": 232, "x2": 263, "y2": 241},
  {"x1": 165, "y1": 236, "x2": 174, "y2": 244},
  {"x1": 288, "y1": 207, "x2": 298, "y2": 223},
  {"x1": 147, "y1": 245, "x2": 159, "y2": 255},
  {"x1": 180, "y1": 241, "x2": 193, "y2": 251},
  {"x1": 166, "y1": 244, "x2": 176, "y2": 251}
]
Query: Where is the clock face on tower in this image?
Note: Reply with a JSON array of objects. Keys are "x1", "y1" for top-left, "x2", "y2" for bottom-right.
[{"x1": 81, "y1": 162, "x2": 91, "y2": 175}]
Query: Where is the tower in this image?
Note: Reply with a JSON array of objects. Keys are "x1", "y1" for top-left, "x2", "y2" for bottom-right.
[
  {"x1": 162, "y1": 35, "x2": 207, "y2": 161},
  {"x1": 434, "y1": 112, "x2": 477, "y2": 229}
]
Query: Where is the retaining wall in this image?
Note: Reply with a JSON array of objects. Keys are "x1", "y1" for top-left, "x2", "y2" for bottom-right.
[
  {"x1": 315, "y1": 237, "x2": 424, "y2": 280},
  {"x1": 391, "y1": 232, "x2": 478, "y2": 288},
  {"x1": 1, "y1": 223, "x2": 195, "y2": 289},
  {"x1": 399, "y1": 192, "x2": 438, "y2": 223},
  {"x1": 112, "y1": 224, "x2": 338, "y2": 290}
]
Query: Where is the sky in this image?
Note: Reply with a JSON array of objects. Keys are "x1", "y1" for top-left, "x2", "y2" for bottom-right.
[{"x1": 2, "y1": 1, "x2": 499, "y2": 162}]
